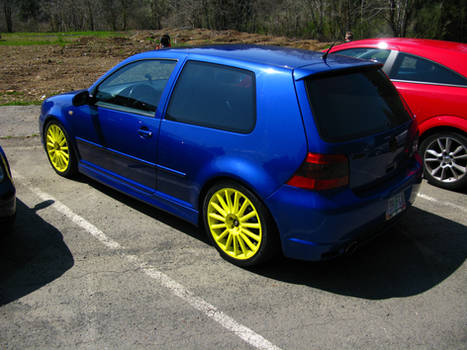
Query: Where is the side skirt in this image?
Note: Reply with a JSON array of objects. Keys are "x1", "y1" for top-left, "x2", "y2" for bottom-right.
[{"x1": 78, "y1": 162, "x2": 199, "y2": 226}]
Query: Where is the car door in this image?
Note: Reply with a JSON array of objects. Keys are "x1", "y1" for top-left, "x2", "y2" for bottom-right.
[{"x1": 74, "y1": 59, "x2": 178, "y2": 191}]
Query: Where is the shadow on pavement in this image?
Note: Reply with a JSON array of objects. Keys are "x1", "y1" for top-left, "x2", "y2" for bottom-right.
[
  {"x1": 81, "y1": 175, "x2": 466, "y2": 300},
  {"x1": 82, "y1": 174, "x2": 210, "y2": 244},
  {"x1": 250, "y1": 207, "x2": 466, "y2": 299},
  {"x1": 0, "y1": 199, "x2": 74, "y2": 306}
]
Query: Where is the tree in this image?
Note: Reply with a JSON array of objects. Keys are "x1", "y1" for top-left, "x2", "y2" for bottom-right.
[
  {"x1": 2, "y1": 0, "x2": 13, "y2": 32},
  {"x1": 385, "y1": 0, "x2": 419, "y2": 37}
]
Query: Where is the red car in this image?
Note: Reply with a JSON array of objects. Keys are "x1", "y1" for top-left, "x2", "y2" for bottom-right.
[{"x1": 329, "y1": 38, "x2": 467, "y2": 190}]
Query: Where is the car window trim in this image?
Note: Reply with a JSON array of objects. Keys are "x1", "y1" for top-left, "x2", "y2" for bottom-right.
[
  {"x1": 96, "y1": 101, "x2": 156, "y2": 118},
  {"x1": 390, "y1": 79, "x2": 467, "y2": 89}
]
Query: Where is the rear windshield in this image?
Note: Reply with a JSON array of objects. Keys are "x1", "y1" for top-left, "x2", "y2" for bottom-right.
[{"x1": 306, "y1": 67, "x2": 410, "y2": 142}]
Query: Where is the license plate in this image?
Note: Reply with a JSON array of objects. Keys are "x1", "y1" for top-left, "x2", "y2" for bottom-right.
[{"x1": 386, "y1": 192, "x2": 406, "y2": 220}]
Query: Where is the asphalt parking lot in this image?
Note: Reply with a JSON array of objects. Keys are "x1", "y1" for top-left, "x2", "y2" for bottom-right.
[{"x1": 1, "y1": 107, "x2": 466, "y2": 349}]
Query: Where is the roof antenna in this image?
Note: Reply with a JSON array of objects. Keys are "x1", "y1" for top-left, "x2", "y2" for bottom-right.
[{"x1": 322, "y1": 41, "x2": 337, "y2": 62}]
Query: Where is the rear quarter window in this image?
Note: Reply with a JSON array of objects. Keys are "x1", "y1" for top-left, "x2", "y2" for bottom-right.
[
  {"x1": 390, "y1": 52, "x2": 467, "y2": 86},
  {"x1": 306, "y1": 67, "x2": 410, "y2": 142},
  {"x1": 166, "y1": 61, "x2": 256, "y2": 133}
]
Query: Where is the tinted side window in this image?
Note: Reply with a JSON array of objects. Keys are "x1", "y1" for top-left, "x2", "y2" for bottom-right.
[
  {"x1": 306, "y1": 68, "x2": 410, "y2": 142},
  {"x1": 95, "y1": 59, "x2": 177, "y2": 114},
  {"x1": 390, "y1": 53, "x2": 467, "y2": 86},
  {"x1": 166, "y1": 61, "x2": 256, "y2": 133},
  {"x1": 335, "y1": 48, "x2": 391, "y2": 64}
]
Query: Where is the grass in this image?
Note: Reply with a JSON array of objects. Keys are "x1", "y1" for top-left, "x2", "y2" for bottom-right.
[
  {"x1": 0, "y1": 101, "x2": 42, "y2": 106},
  {"x1": 0, "y1": 91, "x2": 42, "y2": 105},
  {"x1": 0, "y1": 31, "x2": 128, "y2": 46}
]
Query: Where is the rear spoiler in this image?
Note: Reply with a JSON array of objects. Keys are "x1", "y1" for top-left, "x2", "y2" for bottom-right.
[{"x1": 293, "y1": 60, "x2": 381, "y2": 81}]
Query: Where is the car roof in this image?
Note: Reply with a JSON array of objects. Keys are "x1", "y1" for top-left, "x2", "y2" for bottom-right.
[
  {"x1": 129, "y1": 44, "x2": 377, "y2": 77},
  {"x1": 330, "y1": 38, "x2": 467, "y2": 76}
]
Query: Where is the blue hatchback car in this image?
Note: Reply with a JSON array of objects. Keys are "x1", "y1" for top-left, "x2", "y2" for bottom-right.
[{"x1": 40, "y1": 45, "x2": 422, "y2": 266}]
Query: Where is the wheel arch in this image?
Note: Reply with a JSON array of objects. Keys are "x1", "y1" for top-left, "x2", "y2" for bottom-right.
[
  {"x1": 42, "y1": 115, "x2": 81, "y2": 164},
  {"x1": 418, "y1": 116, "x2": 467, "y2": 144},
  {"x1": 197, "y1": 175, "x2": 281, "y2": 245}
]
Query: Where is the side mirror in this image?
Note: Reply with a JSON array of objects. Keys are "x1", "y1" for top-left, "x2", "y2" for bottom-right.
[{"x1": 72, "y1": 90, "x2": 91, "y2": 106}]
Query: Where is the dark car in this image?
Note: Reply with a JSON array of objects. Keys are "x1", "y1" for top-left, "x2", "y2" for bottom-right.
[
  {"x1": 40, "y1": 45, "x2": 422, "y2": 266},
  {"x1": 0, "y1": 145, "x2": 16, "y2": 230}
]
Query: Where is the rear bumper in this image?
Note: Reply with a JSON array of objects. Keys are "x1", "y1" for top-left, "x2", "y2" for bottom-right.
[{"x1": 265, "y1": 160, "x2": 422, "y2": 261}]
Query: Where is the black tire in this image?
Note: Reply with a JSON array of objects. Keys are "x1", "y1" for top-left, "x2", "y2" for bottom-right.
[
  {"x1": 419, "y1": 131, "x2": 467, "y2": 191},
  {"x1": 202, "y1": 181, "x2": 279, "y2": 267},
  {"x1": 44, "y1": 120, "x2": 78, "y2": 178}
]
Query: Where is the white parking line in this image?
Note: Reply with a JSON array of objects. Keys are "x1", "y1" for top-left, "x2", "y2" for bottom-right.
[
  {"x1": 13, "y1": 172, "x2": 282, "y2": 350},
  {"x1": 417, "y1": 193, "x2": 467, "y2": 214}
]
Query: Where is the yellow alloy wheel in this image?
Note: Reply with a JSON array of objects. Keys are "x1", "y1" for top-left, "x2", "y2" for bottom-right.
[
  {"x1": 207, "y1": 188, "x2": 263, "y2": 260},
  {"x1": 46, "y1": 124, "x2": 70, "y2": 173}
]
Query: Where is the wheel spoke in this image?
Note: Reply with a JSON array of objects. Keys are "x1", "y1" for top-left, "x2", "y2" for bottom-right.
[
  {"x1": 448, "y1": 167, "x2": 459, "y2": 180},
  {"x1": 242, "y1": 222, "x2": 260, "y2": 229},
  {"x1": 211, "y1": 223, "x2": 227, "y2": 230},
  {"x1": 237, "y1": 200, "x2": 248, "y2": 217},
  {"x1": 431, "y1": 165, "x2": 442, "y2": 177},
  {"x1": 239, "y1": 232, "x2": 257, "y2": 251},
  {"x1": 216, "y1": 193, "x2": 229, "y2": 213},
  {"x1": 452, "y1": 163, "x2": 466, "y2": 174},
  {"x1": 240, "y1": 210, "x2": 257, "y2": 222},
  {"x1": 452, "y1": 145, "x2": 465, "y2": 156},
  {"x1": 237, "y1": 235, "x2": 248, "y2": 256},
  {"x1": 440, "y1": 167, "x2": 446, "y2": 180},
  {"x1": 217, "y1": 229, "x2": 229, "y2": 241},
  {"x1": 54, "y1": 155, "x2": 61, "y2": 168},
  {"x1": 59, "y1": 152, "x2": 69, "y2": 165},
  {"x1": 241, "y1": 227, "x2": 260, "y2": 242},
  {"x1": 446, "y1": 138, "x2": 452, "y2": 152},
  {"x1": 233, "y1": 235, "x2": 240, "y2": 256},
  {"x1": 59, "y1": 136, "x2": 67, "y2": 146},
  {"x1": 209, "y1": 212, "x2": 225, "y2": 222},
  {"x1": 225, "y1": 189, "x2": 233, "y2": 211},
  {"x1": 437, "y1": 138, "x2": 445, "y2": 151},
  {"x1": 453, "y1": 154, "x2": 467, "y2": 160},
  {"x1": 224, "y1": 233, "x2": 233, "y2": 251},
  {"x1": 426, "y1": 149, "x2": 442, "y2": 158},
  {"x1": 233, "y1": 191, "x2": 240, "y2": 214},
  {"x1": 211, "y1": 202, "x2": 226, "y2": 217}
]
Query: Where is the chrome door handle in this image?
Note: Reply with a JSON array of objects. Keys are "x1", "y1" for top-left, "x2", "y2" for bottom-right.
[{"x1": 138, "y1": 128, "x2": 153, "y2": 137}]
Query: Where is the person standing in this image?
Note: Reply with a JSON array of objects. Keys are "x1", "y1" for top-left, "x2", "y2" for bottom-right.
[{"x1": 156, "y1": 34, "x2": 171, "y2": 49}]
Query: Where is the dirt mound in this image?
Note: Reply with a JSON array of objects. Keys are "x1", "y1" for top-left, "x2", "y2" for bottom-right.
[{"x1": 0, "y1": 29, "x2": 329, "y2": 105}]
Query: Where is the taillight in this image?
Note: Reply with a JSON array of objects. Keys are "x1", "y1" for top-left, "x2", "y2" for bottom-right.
[{"x1": 286, "y1": 153, "x2": 349, "y2": 191}]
